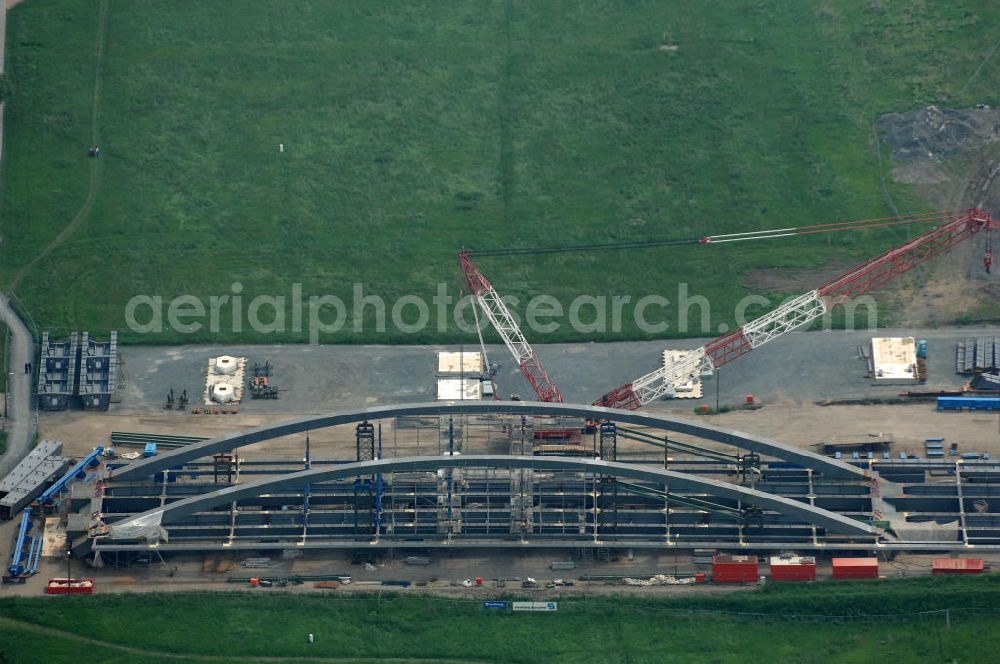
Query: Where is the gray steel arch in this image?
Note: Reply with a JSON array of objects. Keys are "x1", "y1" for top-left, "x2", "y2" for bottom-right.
[
  {"x1": 111, "y1": 401, "x2": 866, "y2": 481},
  {"x1": 108, "y1": 455, "x2": 874, "y2": 538}
]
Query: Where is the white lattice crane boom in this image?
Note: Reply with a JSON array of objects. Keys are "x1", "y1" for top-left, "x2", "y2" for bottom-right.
[
  {"x1": 595, "y1": 208, "x2": 997, "y2": 410},
  {"x1": 460, "y1": 252, "x2": 563, "y2": 403}
]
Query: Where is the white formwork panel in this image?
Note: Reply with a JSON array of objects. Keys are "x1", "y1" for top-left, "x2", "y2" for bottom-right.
[
  {"x1": 437, "y1": 352, "x2": 484, "y2": 375},
  {"x1": 436, "y1": 378, "x2": 482, "y2": 401},
  {"x1": 871, "y1": 337, "x2": 918, "y2": 384}
]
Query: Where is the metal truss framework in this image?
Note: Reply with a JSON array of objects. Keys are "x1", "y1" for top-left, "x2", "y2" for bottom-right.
[
  {"x1": 460, "y1": 252, "x2": 563, "y2": 402},
  {"x1": 621, "y1": 289, "x2": 831, "y2": 404},
  {"x1": 107, "y1": 455, "x2": 875, "y2": 539},
  {"x1": 110, "y1": 401, "x2": 868, "y2": 482},
  {"x1": 705, "y1": 290, "x2": 828, "y2": 368},
  {"x1": 596, "y1": 208, "x2": 998, "y2": 409}
]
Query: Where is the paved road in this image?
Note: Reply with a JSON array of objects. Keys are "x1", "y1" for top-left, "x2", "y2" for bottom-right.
[
  {"x1": 0, "y1": 1, "x2": 6, "y2": 166},
  {"x1": 0, "y1": 3, "x2": 36, "y2": 477},
  {"x1": 0, "y1": 293, "x2": 34, "y2": 476}
]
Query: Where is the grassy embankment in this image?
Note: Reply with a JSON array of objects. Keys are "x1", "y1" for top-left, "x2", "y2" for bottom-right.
[
  {"x1": 1, "y1": 575, "x2": 999, "y2": 662},
  {"x1": 2, "y1": 2, "x2": 998, "y2": 344}
]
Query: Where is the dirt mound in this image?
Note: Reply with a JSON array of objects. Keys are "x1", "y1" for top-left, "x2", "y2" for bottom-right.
[{"x1": 877, "y1": 105, "x2": 1000, "y2": 163}]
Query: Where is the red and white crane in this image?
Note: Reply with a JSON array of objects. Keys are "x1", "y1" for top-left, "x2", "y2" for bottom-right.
[
  {"x1": 460, "y1": 252, "x2": 564, "y2": 402},
  {"x1": 594, "y1": 208, "x2": 998, "y2": 410}
]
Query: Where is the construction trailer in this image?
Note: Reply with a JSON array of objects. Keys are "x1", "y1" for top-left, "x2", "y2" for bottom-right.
[
  {"x1": 769, "y1": 555, "x2": 817, "y2": 581},
  {"x1": 932, "y1": 558, "x2": 984, "y2": 574},
  {"x1": 711, "y1": 554, "x2": 759, "y2": 583},
  {"x1": 831, "y1": 557, "x2": 879, "y2": 579}
]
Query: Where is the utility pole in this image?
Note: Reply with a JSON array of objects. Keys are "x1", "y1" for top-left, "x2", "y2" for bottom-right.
[{"x1": 715, "y1": 368, "x2": 720, "y2": 413}]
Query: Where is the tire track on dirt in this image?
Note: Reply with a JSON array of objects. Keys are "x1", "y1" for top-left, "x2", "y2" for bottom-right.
[
  {"x1": 498, "y1": 0, "x2": 514, "y2": 232},
  {"x1": 9, "y1": 0, "x2": 108, "y2": 291},
  {"x1": 960, "y1": 35, "x2": 1000, "y2": 96},
  {"x1": 964, "y1": 151, "x2": 1000, "y2": 211},
  {"x1": 0, "y1": 615, "x2": 487, "y2": 664}
]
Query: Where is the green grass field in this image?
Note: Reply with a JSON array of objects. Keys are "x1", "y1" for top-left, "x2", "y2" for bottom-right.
[
  {"x1": 0, "y1": 576, "x2": 999, "y2": 663},
  {"x1": 0, "y1": 320, "x2": 7, "y2": 392},
  {"x1": 1, "y1": 1, "x2": 998, "y2": 344}
]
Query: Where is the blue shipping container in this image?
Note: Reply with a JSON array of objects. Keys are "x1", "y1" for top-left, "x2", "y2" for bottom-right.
[{"x1": 938, "y1": 397, "x2": 1000, "y2": 411}]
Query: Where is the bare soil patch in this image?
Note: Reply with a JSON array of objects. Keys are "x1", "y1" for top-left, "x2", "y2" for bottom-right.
[
  {"x1": 877, "y1": 105, "x2": 1000, "y2": 163},
  {"x1": 890, "y1": 161, "x2": 950, "y2": 185},
  {"x1": 870, "y1": 106, "x2": 1000, "y2": 327},
  {"x1": 891, "y1": 252, "x2": 989, "y2": 326},
  {"x1": 711, "y1": 402, "x2": 1000, "y2": 457},
  {"x1": 741, "y1": 260, "x2": 855, "y2": 293}
]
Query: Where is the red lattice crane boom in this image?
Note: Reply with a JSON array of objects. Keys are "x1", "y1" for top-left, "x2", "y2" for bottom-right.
[
  {"x1": 595, "y1": 208, "x2": 997, "y2": 410},
  {"x1": 460, "y1": 252, "x2": 564, "y2": 403}
]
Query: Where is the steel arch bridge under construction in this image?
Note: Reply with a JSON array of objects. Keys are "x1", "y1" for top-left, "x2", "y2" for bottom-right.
[{"x1": 74, "y1": 401, "x2": 1000, "y2": 558}]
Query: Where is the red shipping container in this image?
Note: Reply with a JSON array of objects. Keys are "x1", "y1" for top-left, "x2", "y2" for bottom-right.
[
  {"x1": 932, "y1": 558, "x2": 984, "y2": 574},
  {"x1": 831, "y1": 557, "x2": 879, "y2": 579},
  {"x1": 770, "y1": 556, "x2": 816, "y2": 582},
  {"x1": 712, "y1": 554, "x2": 759, "y2": 583}
]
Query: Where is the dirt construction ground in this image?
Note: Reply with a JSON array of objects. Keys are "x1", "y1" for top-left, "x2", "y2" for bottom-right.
[
  {"x1": 36, "y1": 401, "x2": 1000, "y2": 463},
  {"x1": 33, "y1": 325, "x2": 1000, "y2": 461},
  {"x1": 6, "y1": 330, "x2": 1000, "y2": 598},
  {"x1": 0, "y1": 541, "x2": 979, "y2": 600}
]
